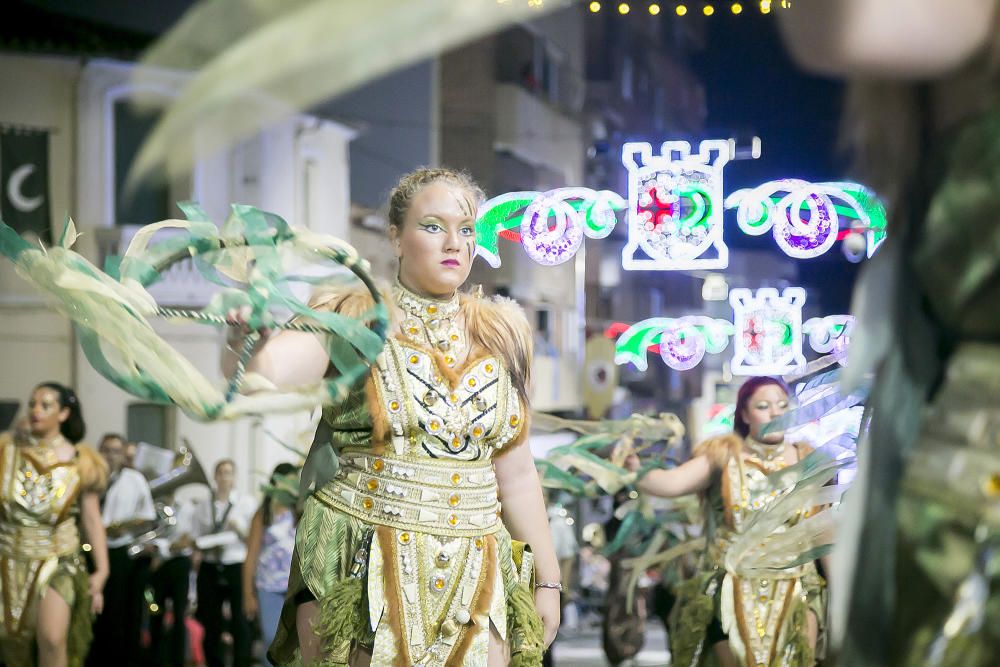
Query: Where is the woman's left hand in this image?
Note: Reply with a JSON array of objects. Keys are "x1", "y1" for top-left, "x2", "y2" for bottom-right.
[
  {"x1": 89, "y1": 573, "x2": 107, "y2": 615},
  {"x1": 534, "y1": 587, "x2": 561, "y2": 648}
]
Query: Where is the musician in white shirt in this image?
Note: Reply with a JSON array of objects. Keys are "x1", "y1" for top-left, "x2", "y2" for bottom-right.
[
  {"x1": 189, "y1": 459, "x2": 256, "y2": 667},
  {"x1": 87, "y1": 433, "x2": 157, "y2": 667},
  {"x1": 149, "y1": 496, "x2": 197, "y2": 667}
]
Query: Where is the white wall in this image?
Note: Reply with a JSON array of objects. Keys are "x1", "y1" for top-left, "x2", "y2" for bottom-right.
[
  {"x1": 349, "y1": 223, "x2": 396, "y2": 285},
  {"x1": 0, "y1": 307, "x2": 74, "y2": 412}
]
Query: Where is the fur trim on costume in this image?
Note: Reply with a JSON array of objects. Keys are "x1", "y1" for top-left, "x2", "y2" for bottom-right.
[
  {"x1": 692, "y1": 433, "x2": 743, "y2": 471},
  {"x1": 376, "y1": 526, "x2": 412, "y2": 667},
  {"x1": 692, "y1": 435, "x2": 816, "y2": 473},
  {"x1": 312, "y1": 578, "x2": 368, "y2": 661},
  {"x1": 310, "y1": 285, "x2": 534, "y2": 407},
  {"x1": 462, "y1": 294, "x2": 533, "y2": 406},
  {"x1": 308, "y1": 284, "x2": 393, "y2": 321},
  {"x1": 68, "y1": 563, "x2": 94, "y2": 667},
  {"x1": 365, "y1": 375, "x2": 388, "y2": 455},
  {"x1": 75, "y1": 445, "x2": 109, "y2": 495},
  {"x1": 668, "y1": 572, "x2": 717, "y2": 667}
]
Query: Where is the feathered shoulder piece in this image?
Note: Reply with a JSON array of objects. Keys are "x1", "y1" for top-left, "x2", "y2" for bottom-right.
[
  {"x1": 308, "y1": 282, "x2": 394, "y2": 322},
  {"x1": 692, "y1": 433, "x2": 743, "y2": 471},
  {"x1": 76, "y1": 445, "x2": 110, "y2": 495},
  {"x1": 462, "y1": 292, "x2": 533, "y2": 404}
]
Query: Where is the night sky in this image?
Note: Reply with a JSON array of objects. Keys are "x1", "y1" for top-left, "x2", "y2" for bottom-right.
[{"x1": 688, "y1": 10, "x2": 860, "y2": 314}]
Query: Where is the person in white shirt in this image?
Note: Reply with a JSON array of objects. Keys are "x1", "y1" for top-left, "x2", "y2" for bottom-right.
[
  {"x1": 190, "y1": 459, "x2": 256, "y2": 667},
  {"x1": 87, "y1": 433, "x2": 157, "y2": 667},
  {"x1": 149, "y1": 495, "x2": 197, "y2": 667}
]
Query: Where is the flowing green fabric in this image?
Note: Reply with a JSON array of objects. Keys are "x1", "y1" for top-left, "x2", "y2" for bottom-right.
[
  {"x1": 533, "y1": 411, "x2": 686, "y2": 497},
  {"x1": 0, "y1": 204, "x2": 388, "y2": 420}
]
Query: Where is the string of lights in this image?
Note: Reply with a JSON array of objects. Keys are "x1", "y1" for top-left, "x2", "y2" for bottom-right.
[{"x1": 585, "y1": 0, "x2": 791, "y2": 15}]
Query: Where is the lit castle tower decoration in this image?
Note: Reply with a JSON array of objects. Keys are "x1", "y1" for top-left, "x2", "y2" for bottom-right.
[
  {"x1": 473, "y1": 141, "x2": 886, "y2": 269},
  {"x1": 729, "y1": 287, "x2": 807, "y2": 375},
  {"x1": 621, "y1": 140, "x2": 737, "y2": 271},
  {"x1": 612, "y1": 289, "x2": 854, "y2": 374}
]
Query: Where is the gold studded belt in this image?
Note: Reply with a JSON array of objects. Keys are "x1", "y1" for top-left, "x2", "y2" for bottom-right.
[
  {"x1": 315, "y1": 452, "x2": 502, "y2": 538},
  {"x1": 0, "y1": 520, "x2": 80, "y2": 560}
]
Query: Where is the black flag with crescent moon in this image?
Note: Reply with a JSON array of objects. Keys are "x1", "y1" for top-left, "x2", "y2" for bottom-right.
[{"x1": 0, "y1": 126, "x2": 51, "y2": 243}]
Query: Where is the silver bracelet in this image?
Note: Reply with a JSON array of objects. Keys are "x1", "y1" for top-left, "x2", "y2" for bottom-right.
[{"x1": 534, "y1": 581, "x2": 563, "y2": 592}]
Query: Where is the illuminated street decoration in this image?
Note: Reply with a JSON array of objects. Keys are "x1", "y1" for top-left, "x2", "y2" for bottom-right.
[
  {"x1": 476, "y1": 156, "x2": 887, "y2": 268},
  {"x1": 474, "y1": 187, "x2": 625, "y2": 267},
  {"x1": 725, "y1": 179, "x2": 888, "y2": 259},
  {"x1": 730, "y1": 287, "x2": 806, "y2": 375},
  {"x1": 614, "y1": 316, "x2": 734, "y2": 371},
  {"x1": 611, "y1": 288, "x2": 852, "y2": 374},
  {"x1": 621, "y1": 140, "x2": 733, "y2": 270},
  {"x1": 803, "y1": 315, "x2": 854, "y2": 356}
]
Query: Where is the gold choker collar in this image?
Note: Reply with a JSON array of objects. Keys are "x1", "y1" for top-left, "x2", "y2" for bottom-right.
[
  {"x1": 393, "y1": 280, "x2": 460, "y2": 322},
  {"x1": 393, "y1": 280, "x2": 465, "y2": 367},
  {"x1": 745, "y1": 437, "x2": 784, "y2": 462}
]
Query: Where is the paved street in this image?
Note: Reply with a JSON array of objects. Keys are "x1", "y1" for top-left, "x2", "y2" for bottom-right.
[{"x1": 546, "y1": 622, "x2": 671, "y2": 667}]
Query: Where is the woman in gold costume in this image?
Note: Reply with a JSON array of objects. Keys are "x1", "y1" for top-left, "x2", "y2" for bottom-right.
[
  {"x1": 0, "y1": 382, "x2": 109, "y2": 667},
  {"x1": 626, "y1": 376, "x2": 826, "y2": 667},
  {"x1": 224, "y1": 168, "x2": 560, "y2": 666}
]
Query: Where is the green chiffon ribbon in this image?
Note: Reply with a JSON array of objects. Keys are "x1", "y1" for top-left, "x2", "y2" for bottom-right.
[{"x1": 0, "y1": 203, "x2": 388, "y2": 421}]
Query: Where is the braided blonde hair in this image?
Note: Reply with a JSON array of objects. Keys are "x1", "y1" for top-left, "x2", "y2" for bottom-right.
[{"x1": 386, "y1": 167, "x2": 485, "y2": 230}]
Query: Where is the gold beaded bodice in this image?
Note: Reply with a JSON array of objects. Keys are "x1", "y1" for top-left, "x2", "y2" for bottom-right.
[
  {"x1": 0, "y1": 437, "x2": 83, "y2": 547},
  {"x1": 711, "y1": 440, "x2": 819, "y2": 667},
  {"x1": 377, "y1": 338, "x2": 523, "y2": 461},
  {"x1": 724, "y1": 441, "x2": 794, "y2": 533}
]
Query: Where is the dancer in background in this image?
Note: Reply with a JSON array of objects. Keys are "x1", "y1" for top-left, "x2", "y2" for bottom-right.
[
  {"x1": 0, "y1": 382, "x2": 109, "y2": 667},
  {"x1": 626, "y1": 376, "x2": 827, "y2": 666}
]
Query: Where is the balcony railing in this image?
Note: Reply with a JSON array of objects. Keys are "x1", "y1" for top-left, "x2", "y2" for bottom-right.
[{"x1": 495, "y1": 83, "x2": 584, "y2": 181}]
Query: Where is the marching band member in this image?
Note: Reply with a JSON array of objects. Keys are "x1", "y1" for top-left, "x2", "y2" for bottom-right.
[
  {"x1": 190, "y1": 459, "x2": 256, "y2": 667},
  {"x1": 88, "y1": 433, "x2": 157, "y2": 667}
]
